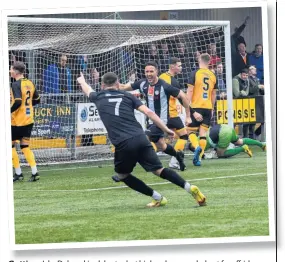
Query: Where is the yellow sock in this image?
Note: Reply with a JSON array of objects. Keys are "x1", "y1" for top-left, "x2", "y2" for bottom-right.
[
  {"x1": 199, "y1": 137, "x2": 207, "y2": 158},
  {"x1": 189, "y1": 133, "x2": 199, "y2": 149},
  {"x1": 235, "y1": 125, "x2": 239, "y2": 134},
  {"x1": 12, "y1": 147, "x2": 20, "y2": 169},
  {"x1": 151, "y1": 142, "x2": 157, "y2": 152},
  {"x1": 174, "y1": 139, "x2": 187, "y2": 151},
  {"x1": 21, "y1": 147, "x2": 37, "y2": 169}
]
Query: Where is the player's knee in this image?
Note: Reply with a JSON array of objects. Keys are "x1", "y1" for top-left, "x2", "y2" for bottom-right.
[
  {"x1": 117, "y1": 173, "x2": 130, "y2": 180},
  {"x1": 200, "y1": 125, "x2": 209, "y2": 134},
  {"x1": 235, "y1": 138, "x2": 243, "y2": 145},
  {"x1": 156, "y1": 138, "x2": 166, "y2": 151},
  {"x1": 176, "y1": 128, "x2": 187, "y2": 136},
  {"x1": 152, "y1": 168, "x2": 163, "y2": 176},
  {"x1": 158, "y1": 168, "x2": 171, "y2": 179},
  {"x1": 180, "y1": 134, "x2": 188, "y2": 140},
  {"x1": 20, "y1": 144, "x2": 29, "y2": 149},
  {"x1": 147, "y1": 134, "x2": 160, "y2": 143},
  {"x1": 187, "y1": 127, "x2": 198, "y2": 134}
]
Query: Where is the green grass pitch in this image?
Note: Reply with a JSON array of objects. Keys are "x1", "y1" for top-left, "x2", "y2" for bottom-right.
[{"x1": 13, "y1": 148, "x2": 269, "y2": 244}]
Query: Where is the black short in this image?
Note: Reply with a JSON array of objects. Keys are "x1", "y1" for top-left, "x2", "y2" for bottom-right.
[
  {"x1": 114, "y1": 134, "x2": 163, "y2": 174},
  {"x1": 167, "y1": 117, "x2": 185, "y2": 130},
  {"x1": 11, "y1": 123, "x2": 34, "y2": 141},
  {"x1": 189, "y1": 108, "x2": 212, "y2": 130},
  {"x1": 209, "y1": 124, "x2": 221, "y2": 144},
  {"x1": 145, "y1": 124, "x2": 164, "y2": 143}
]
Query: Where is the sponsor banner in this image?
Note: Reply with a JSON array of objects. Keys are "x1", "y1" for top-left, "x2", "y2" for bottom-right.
[
  {"x1": 77, "y1": 103, "x2": 107, "y2": 135},
  {"x1": 32, "y1": 104, "x2": 76, "y2": 137},
  {"x1": 77, "y1": 103, "x2": 146, "y2": 135},
  {"x1": 216, "y1": 96, "x2": 265, "y2": 124}
]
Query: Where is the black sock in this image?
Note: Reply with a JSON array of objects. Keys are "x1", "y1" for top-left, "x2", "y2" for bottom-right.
[
  {"x1": 121, "y1": 174, "x2": 154, "y2": 197},
  {"x1": 164, "y1": 144, "x2": 177, "y2": 157},
  {"x1": 160, "y1": 168, "x2": 186, "y2": 189}
]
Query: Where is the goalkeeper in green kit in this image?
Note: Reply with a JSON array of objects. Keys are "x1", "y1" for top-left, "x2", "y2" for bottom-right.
[{"x1": 190, "y1": 124, "x2": 266, "y2": 159}]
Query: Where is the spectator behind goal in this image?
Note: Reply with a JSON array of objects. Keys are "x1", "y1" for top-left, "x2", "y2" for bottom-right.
[
  {"x1": 248, "y1": 44, "x2": 264, "y2": 84},
  {"x1": 231, "y1": 43, "x2": 250, "y2": 78},
  {"x1": 215, "y1": 62, "x2": 226, "y2": 100},
  {"x1": 43, "y1": 54, "x2": 72, "y2": 94},
  {"x1": 232, "y1": 68, "x2": 250, "y2": 98}
]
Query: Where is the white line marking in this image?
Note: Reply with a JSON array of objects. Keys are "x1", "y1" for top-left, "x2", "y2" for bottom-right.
[
  {"x1": 25, "y1": 162, "x2": 266, "y2": 173},
  {"x1": 14, "y1": 172, "x2": 266, "y2": 193},
  {"x1": 22, "y1": 154, "x2": 266, "y2": 173}
]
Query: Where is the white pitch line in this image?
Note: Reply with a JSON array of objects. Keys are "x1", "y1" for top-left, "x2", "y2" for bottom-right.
[
  {"x1": 27, "y1": 163, "x2": 266, "y2": 174},
  {"x1": 23, "y1": 156, "x2": 266, "y2": 173},
  {"x1": 14, "y1": 172, "x2": 266, "y2": 193}
]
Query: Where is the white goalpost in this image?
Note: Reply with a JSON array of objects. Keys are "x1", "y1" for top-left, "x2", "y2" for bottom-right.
[{"x1": 7, "y1": 17, "x2": 233, "y2": 166}]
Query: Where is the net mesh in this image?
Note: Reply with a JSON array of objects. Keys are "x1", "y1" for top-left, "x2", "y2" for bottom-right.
[{"x1": 8, "y1": 19, "x2": 226, "y2": 165}]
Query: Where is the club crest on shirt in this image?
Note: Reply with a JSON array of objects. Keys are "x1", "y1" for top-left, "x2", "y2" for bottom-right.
[
  {"x1": 155, "y1": 90, "x2": 159, "y2": 95},
  {"x1": 148, "y1": 86, "x2": 154, "y2": 96}
]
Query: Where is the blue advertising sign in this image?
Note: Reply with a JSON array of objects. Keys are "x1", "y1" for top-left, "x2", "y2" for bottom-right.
[{"x1": 31, "y1": 104, "x2": 76, "y2": 137}]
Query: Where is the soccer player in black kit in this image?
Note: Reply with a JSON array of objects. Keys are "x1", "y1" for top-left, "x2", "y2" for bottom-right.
[
  {"x1": 119, "y1": 61, "x2": 191, "y2": 172},
  {"x1": 77, "y1": 72, "x2": 206, "y2": 207}
]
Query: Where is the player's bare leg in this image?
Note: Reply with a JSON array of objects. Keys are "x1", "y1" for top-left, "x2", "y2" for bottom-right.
[
  {"x1": 12, "y1": 141, "x2": 24, "y2": 182},
  {"x1": 20, "y1": 138, "x2": 40, "y2": 182},
  {"x1": 156, "y1": 137, "x2": 186, "y2": 171},
  {"x1": 152, "y1": 167, "x2": 206, "y2": 206}
]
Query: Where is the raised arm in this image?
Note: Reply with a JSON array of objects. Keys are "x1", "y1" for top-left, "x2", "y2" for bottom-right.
[{"x1": 77, "y1": 72, "x2": 94, "y2": 97}]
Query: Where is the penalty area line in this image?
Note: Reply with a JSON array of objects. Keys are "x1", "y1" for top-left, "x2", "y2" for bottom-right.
[{"x1": 14, "y1": 172, "x2": 266, "y2": 193}]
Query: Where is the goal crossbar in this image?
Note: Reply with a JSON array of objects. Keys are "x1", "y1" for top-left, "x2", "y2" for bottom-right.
[{"x1": 8, "y1": 17, "x2": 230, "y2": 27}]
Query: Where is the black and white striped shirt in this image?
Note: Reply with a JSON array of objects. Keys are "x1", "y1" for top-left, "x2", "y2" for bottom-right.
[{"x1": 131, "y1": 78, "x2": 180, "y2": 124}]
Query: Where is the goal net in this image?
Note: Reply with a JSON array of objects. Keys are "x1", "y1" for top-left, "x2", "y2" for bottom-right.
[{"x1": 7, "y1": 17, "x2": 233, "y2": 166}]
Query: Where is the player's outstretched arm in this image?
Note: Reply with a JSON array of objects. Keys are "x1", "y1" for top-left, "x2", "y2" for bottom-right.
[
  {"x1": 77, "y1": 72, "x2": 94, "y2": 97},
  {"x1": 137, "y1": 105, "x2": 175, "y2": 138},
  {"x1": 177, "y1": 90, "x2": 191, "y2": 121},
  {"x1": 119, "y1": 82, "x2": 132, "y2": 91}
]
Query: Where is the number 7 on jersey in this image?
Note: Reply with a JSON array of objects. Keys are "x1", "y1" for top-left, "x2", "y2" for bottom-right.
[{"x1": 108, "y1": 98, "x2": 122, "y2": 116}]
